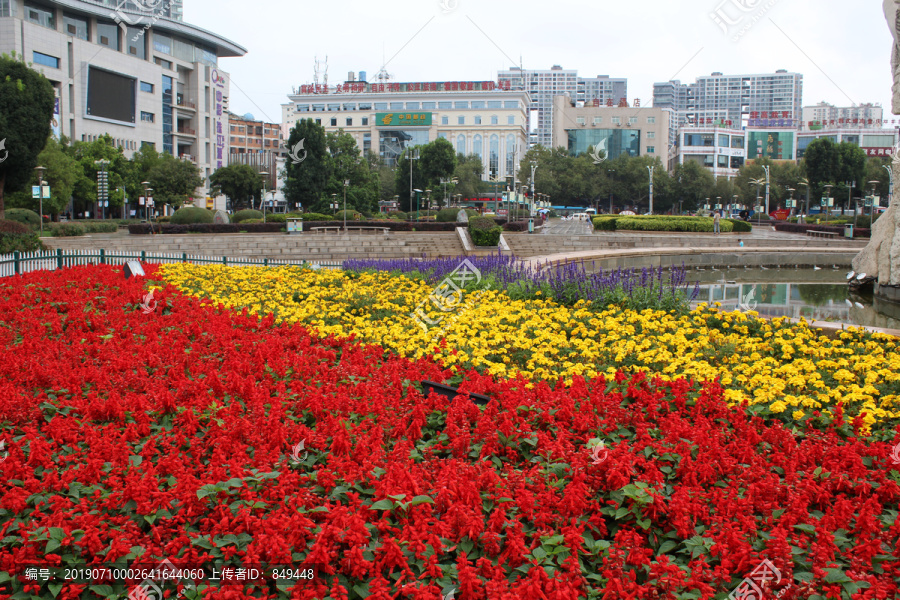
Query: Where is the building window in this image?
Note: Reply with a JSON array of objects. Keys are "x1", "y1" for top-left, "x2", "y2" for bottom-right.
[
  {"x1": 389, "y1": 102, "x2": 403, "y2": 110},
  {"x1": 718, "y1": 135, "x2": 729, "y2": 147},
  {"x1": 474, "y1": 116, "x2": 482, "y2": 125},
  {"x1": 457, "y1": 134, "x2": 466, "y2": 155},
  {"x1": 454, "y1": 101, "x2": 469, "y2": 109},
  {"x1": 488, "y1": 101, "x2": 502, "y2": 109},
  {"x1": 126, "y1": 28, "x2": 145, "y2": 59},
  {"x1": 438, "y1": 101, "x2": 452, "y2": 109},
  {"x1": 628, "y1": 117, "x2": 638, "y2": 125},
  {"x1": 491, "y1": 115, "x2": 498, "y2": 125},
  {"x1": 504, "y1": 101, "x2": 518, "y2": 109},
  {"x1": 406, "y1": 102, "x2": 420, "y2": 110},
  {"x1": 506, "y1": 134, "x2": 515, "y2": 174},
  {"x1": 140, "y1": 81, "x2": 154, "y2": 93},
  {"x1": 647, "y1": 117, "x2": 656, "y2": 124},
  {"x1": 330, "y1": 118, "x2": 337, "y2": 126},
  {"x1": 647, "y1": 131, "x2": 655, "y2": 139},
  {"x1": 343, "y1": 103, "x2": 356, "y2": 111},
  {"x1": 32, "y1": 51, "x2": 59, "y2": 69},
  {"x1": 717, "y1": 155, "x2": 728, "y2": 167},
  {"x1": 153, "y1": 32, "x2": 172, "y2": 55},
  {"x1": 489, "y1": 134, "x2": 500, "y2": 176},
  {"x1": 154, "y1": 58, "x2": 173, "y2": 70},
  {"x1": 612, "y1": 117, "x2": 621, "y2": 124},
  {"x1": 646, "y1": 146, "x2": 656, "y2": 154},
  {"x1": 473, "y1": 134, "x2": 483, "y2": 160},
  {"x1": 346, "y1": 117, "x2": 352, "y2": 126},
  {"x1": 359, "y1": 102, "x2": 372, "y2": 110},
  {"x1": 315, "y1": 118, "x2": 321, "y2": 125},
  {"x1": 508, "y1": 115, "x2": 515, "y2": 125},
  {"x1": 592, "y1": 117, "x2": 602, "y2": 125},
  {"x1": 140, "y1": 111, "x2": 155, "y2": 122},
  {"x1": 312, "y1": 104, "x2": 325, "y2": 112},
  {"x1": 361, "y1": 117, "x2": 369, "y2": 126},
  {"x1": 441, "y1": 116, "x2": 449, "y2": 125},
  {"x1": 297, "y1": 104, "x2": 310, "y2": 112},
  {"x1": 24, "y1": 2, "x2": 54, "y2": 28},
  {"x1": 374, "y1": 103, "x2": 387, "y2": 110},
  {"x1": 97, "y1": 21, "x2": 119, "y2": 50},
  {"x1": 63, "y1": 13, "x2": 89, "y2": 40},
  {"x1": 458, "y1": 116, "x2": 465, "y2": 125},
  {"x1": 470, "y1": 101, "x2": 485, "y2": 109},
  {"x1": 576, "y1": 117, "x2": 585, "y2": 125},
  {"x1": 422, "y1": 102, "x2": 436, "y2": 110},
  {"x1": 327, "y1": 103, "x2": 341, "y2": 111}
]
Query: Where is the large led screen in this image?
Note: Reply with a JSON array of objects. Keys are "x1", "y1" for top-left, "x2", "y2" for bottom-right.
[{"x1": 86, "y1": 66, "x2": 136, "y2": 124}]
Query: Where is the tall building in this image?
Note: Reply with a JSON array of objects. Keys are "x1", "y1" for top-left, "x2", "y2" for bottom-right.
[
  {"x1": 551, "y1": 95, "x2": 671, "y2": 163},
  {"x1": 801, "y1": 102, "x2": 885, "y2": 130},
  {"x1": 498, "y1": 66, "x2": 627, "y2": 148},
  {"x1": 83, "y1": 0, "x2": 183, "y2": 21},
  {"x1": 227, "y1": 112, "x2": 284, "y2": 192},
  {"x1": 654, "y1": 70, "x2": 803, "y2": 129},
  {"x1": 282, "y1": 73, "x2": 530, "y2": 180},
  {"x1": 0, "y1": 0, "x2": 245, "y2": 208}
]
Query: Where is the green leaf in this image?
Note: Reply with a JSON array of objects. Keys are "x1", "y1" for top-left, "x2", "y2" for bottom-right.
[
  {"x1": 129, "y1": 455, "x2": 143, "y2": 467},
  {"x1": 48, "y1": 583, "x2": 63, "y2": 597},
  {"x1": 409, "y1": 495, "x2": 434, "y2": 506},
  {"x1": 370, "y1": 499, "x2": 395, "y2": 510},
  {"x1": 824, "y1": 568, "x2": 850, "y2": 583},
  {"x1": 657, "y1": 540, "x2": 678, "y2": 555},
  {"x1": 793, "y1": 523, "x2": 816, "y2": 533}
]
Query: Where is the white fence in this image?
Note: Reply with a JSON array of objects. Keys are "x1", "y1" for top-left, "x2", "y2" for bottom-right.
[{"x1": 0, "y1": 249, "x2": 342, "y2": 278}]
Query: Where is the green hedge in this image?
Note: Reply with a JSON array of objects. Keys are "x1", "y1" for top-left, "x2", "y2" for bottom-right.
[
  {"x1": 51, "y1": 223, "x2": 86, "y2": 237},
  {"x1": 593, "y1": 215, "x2": 743, "y2": 233},
  {"x1": 171, "y1": 207, "x2": 215, "y2": 225},
  {"x1": 82, "y1": 222, "x2": 118, "y2": 233},
  {"x1": 263, "y1": 214, "x2": 287, "y2": 223},
  {"x1": 469, "y1": 216, "x2": 502, "y2": 246},
  {"x1": 334, "y1": 209, "x2": 363, "y2": 221},
  {"x1": 5, "y1": 208, "x2": 41, "y2": 228},
  {"x1": 0, "y1": 231, "x2": 45, "y2": 254},
  {"x1": 725, "y1": 219, "x2": 753, "y2": 233},
  {"x1": 232, "y1": 209, "x2": 264, "y2": 223}
]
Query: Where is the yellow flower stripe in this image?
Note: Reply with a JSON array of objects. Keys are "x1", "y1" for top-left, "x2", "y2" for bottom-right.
[{"x1": 159, "y1": 264, "x2": 900, "y2": 431}]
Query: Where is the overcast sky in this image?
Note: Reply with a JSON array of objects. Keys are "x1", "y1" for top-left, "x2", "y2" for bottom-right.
[{"x1": 185, "y1": 0, "x2": 894, "y2": 125}]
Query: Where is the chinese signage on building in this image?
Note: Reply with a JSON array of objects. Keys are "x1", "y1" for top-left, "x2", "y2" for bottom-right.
[
  {"x1": 212, "y1": 68, "x2": 227, "y2": 169},
  {"x1": 747, "y1": 111, "x2": 795, "y2": 128},
  {"x1": 297, "y1": 81, "x2": 505, "y2": 95},
  {"x1": 376, "y1": 112, "x2": 433, "y2": 127},
  {"x1": 863, "y1": 147, "x2": 895, "y2": 157}
]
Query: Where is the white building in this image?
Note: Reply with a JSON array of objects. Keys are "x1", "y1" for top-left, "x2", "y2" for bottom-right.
[
  {"x1": 654, "y1": 70, "x2": 803, "y2": 129},
  {"x1": 0, "y1": 0, "x2": 245, "y2": 208},
  {"x1": 499, "y1": 66, "x2": 627, "y2": 148},
  {"x1": 797, "y1": 129, "x2": 899, "y2": 159},
  {"x1": 282, "y1": 75, "x2": 530, "y2": 181},
  {"x1": 677, "y1": 126, "x2": 746, "y2": 179}
]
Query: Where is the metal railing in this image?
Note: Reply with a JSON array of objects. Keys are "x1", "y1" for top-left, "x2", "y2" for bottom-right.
[{"x1": 0, "y1": 249, "x2": 342, "y2": 278}]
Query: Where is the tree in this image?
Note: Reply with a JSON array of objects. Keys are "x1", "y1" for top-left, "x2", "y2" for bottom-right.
[
  {"x1": 321, "y1": 131, "x2": 379, "y2": 215},
  {"x1": 68, "y1": 135, "x2": 132, "y2": 217},
  {"x1": 146, "y1": 153, "x2": 202, "y2": 209},
  {"x1": 803, "y1": 138, "x2": 841, "y2": 200},
  {"x1": 453, "y1": 154, "x2": 485, "y2": 201},
  {"x1": 9, "y1": 137, "x2": 81, "y2": 219},
  {"x1": 0, "y1": 52, "x2": 56, "y2": 219},
  {"x1": 418, "y1": 137, "x2": 457, "y2": 207},
  {"x1": 283, "y1": 119, "x2": 330, "y2": 211},
  {"x1": 209, "y1": 163, "x2": 263, "y2": 211},
  {"x1": 672, "y1": 161, "x2": 715, "y2": 212}
]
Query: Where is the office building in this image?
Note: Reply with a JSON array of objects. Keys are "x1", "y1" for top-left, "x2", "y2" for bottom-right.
[
  {"x1": 801, "y1": 102, "x2": 885, "y2": 130},
  {"x1": 551, "y1": 95, "x2": 671, "y2": 163},
  {"x1": 676, "y1": 126, "x2": 746, "y2": 179},
  {"x1": 654, "y1": 70, "x2": 803, "y2": 129},
  {"x1": 498, "y1": 66, "x2": 627, "y2": 148},
  {"x1": 0, "y1": 0, "x2": 245, "y2": 206},
  {"x1": 282, "y1": 74, "x2": 530, "y2": 180}
]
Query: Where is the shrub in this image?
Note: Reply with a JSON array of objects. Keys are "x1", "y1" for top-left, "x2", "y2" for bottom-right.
[
  {"x1": 503, "y1": 220, "x2": 529, "y2": 232},
  {"x1": 0, "y1": 219, "x2": 30, "y2": 234},
  {"x1": 725, "y1": 219, "x2": 753, "y2": 233},
  {"x1": 5, "y1": 208, "x2": 41, "y2": 228},
  {"x1": 593, "y1": 216, "x2": 618, "y2": 231},
  {"x1": 51, "y1": 223, "x2": 86, "y2": 237},
  {"x1": 156, "y1": 216, "x2": 171, "y2": 224},
  {"x1": 264, "y1": 213, "x2": 287, "y2": 223},
  {"x1": 242, "y1": 218, "x2": 264, "y2": 224},
  {"x1": 171, "y1": 207, "x2": 215, "y2": 225},
  {"x1": 392, "y1": 211, "x2": 408, "y2": 221},
  {"x1": 82, "y1": 222, "x2": 118, "y2": 234},
  {"x1": 436, "y1": 208, "x2": 461, "y2": 222},
  {"x1": 469, "y1": 216, "x2": 502, "y2": 246},
  {"x1": 334, "y1": 209, "x2": 363, "y2": 221},
  {"x1": 0, "y1": 231, "x2": 45, "y2": 254},
  {"x1": 773, "y1": 223, "x2": 870, "y2": 238},
  {"x1": 296, "y1": 213, "x2": 332, "y2": 221},
  {"x1": 232, "y1": 209, "x2": 264, "y2": 223}
]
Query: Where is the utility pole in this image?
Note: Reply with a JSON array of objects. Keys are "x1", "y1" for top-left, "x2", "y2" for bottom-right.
[
  {"x1": 762, "y1": 165, "x2": 770, "y2": 216},
  {"x1": 408, "y1": 147, "x2": 419, "y2": 218},
  {"x1": 647, "y1": 165, "x2": 655, "y2": 215}
]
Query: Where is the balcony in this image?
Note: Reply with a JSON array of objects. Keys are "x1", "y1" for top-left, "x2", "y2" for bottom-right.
[
  {"x1": 179, "y1": 154, "x2": 196, "y2": 162},
  {"x1": 175, "y1": 96, "x2": 197, "y2": 111},
  {"x1": 175, "y1": 128, "x2": 197, "y2": 137}
]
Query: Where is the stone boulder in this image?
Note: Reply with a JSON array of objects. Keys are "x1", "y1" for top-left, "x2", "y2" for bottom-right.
[
  {"x1": 852, "y1": 194, "x2": 899, "y2": 285},
  {"x1": 886, "y1": 0, "x2": 900, "y2": 113}
]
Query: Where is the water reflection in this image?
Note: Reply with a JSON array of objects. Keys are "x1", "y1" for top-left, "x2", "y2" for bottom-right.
[{"x1": 690, "y1": 269, "x2": 900, "y2": 330}]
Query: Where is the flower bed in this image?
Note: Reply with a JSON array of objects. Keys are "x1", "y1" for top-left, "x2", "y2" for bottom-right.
[
  {"x1": 1, "y1": 265, "x2": 899, "y2": 599},
  {"x1": 159, "y1": 264, "x2": 900, "y2": 431}
]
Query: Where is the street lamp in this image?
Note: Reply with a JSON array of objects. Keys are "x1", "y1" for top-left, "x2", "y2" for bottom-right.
[
  {"x1": 343, "y1": 179, "x2": 350, "y2": 229},
  {"x1": 94, "y1": 159, "x2": 110, "y2": 220},
  {"x1": 34, "y1": 166, "x2": 46, "y2": 234},
  {"x1": 762, "y1": 164, "x2": 771, "y2": 215},
  {"x1": 867, "y1": 180, "x2": 881, "y2": 222},
  {"x1": 440, "y1": 177, "x2": 458, "y2": 208},
  {"x1": 413, "y1": 188, "x2": 423, "y2": 222},
  {"x1": 798, "y1": 179, "x2": 809, "y2": 221},
  {"x1": 408, "y1": 147, "x2": 420, "y2": 219},
  {"x1": 259, "y1": 171, "x2": 269, "y2": 223},
  {"x1": 608, "y1": 169, "x2": 616, "y2": 214},
  {"x1": 529, "y1": 162, "x2": 538, "y2": 229},
  {"x1": 786, "y1": 187, "x2": 795, "y2": 217},
  {"x1": 423, "y1": 189, "x2": 431, "y2": 219},
  {"x1": 823, "y1": 184, "x2": 833, "y2": 225},
  {"x1": 647, "y1": 165, "x2": 655, "y2": 215},
  {"x1": 331, "y1": 193, "x2": 338, "y2": 216}
]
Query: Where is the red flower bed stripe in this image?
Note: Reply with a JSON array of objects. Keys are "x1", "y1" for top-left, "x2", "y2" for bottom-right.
[{"x1": 0, "y1": 265, "x2": 898, "y2": 599}]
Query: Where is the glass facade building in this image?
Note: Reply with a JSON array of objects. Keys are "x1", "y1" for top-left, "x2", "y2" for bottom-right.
[{"x1": 567, "y1": 129, "x2": 641, "y2": 160}]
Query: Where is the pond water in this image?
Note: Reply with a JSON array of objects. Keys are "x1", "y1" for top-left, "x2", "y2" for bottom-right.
[{"x1": 689, "y1": 268, "x2": 900, "y2": 330}]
